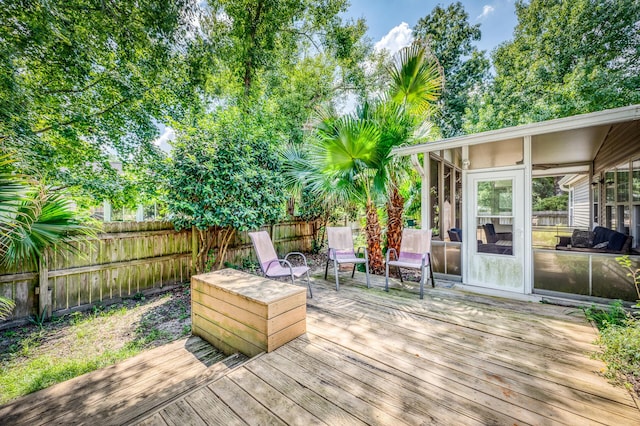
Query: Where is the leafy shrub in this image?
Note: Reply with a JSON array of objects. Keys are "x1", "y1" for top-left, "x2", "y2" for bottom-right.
[{"x1": 595, "y1": 319, "x2": 640, "y2": 387}]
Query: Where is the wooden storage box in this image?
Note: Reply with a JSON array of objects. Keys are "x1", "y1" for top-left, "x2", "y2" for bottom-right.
[{"x1": 191, "y1": 269, "x2": 307, "y2": 357}]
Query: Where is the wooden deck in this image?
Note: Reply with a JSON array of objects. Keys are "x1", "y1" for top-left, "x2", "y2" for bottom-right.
[
  {"x1": 0, "y1": 336, "x2": 248, "y2": 425},
  {"x1": 3, "y1": 273, "x2": 640, "y2": 425}
]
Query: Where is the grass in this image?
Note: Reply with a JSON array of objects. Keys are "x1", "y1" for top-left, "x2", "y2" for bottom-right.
[
  {"x1": 0, "y1": 284, "x2": 191, "y2": 405},
  {"x1": 0, "y1": 347, "x2": 140, "y2": 403}
]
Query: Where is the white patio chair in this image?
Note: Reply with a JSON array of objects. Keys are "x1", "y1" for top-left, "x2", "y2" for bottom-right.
[
  {"x1": 385, "y1": 229, "x2": 434, "y2": 299},
  {"x1": 325, "y1": 226, "x2": 370, "y2": 291},
  {"x1": 248, "y1": 231, "x2": 312, "y2": 298}
]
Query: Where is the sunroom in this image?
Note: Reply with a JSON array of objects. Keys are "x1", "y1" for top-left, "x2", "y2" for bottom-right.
[{"x1": 394, "y1": 105, "x2": 640, "y2": 302}]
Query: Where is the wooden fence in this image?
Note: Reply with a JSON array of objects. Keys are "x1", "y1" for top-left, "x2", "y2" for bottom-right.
[
  {"x1": 532, "y1": 211, "x2": 568, "y2": 226},
  {"x1": 0, "y1": 220, "x2": 315, "y2": 325}
]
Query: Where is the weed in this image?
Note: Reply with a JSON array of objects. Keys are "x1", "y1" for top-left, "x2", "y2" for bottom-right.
[
  {"x1": 29, "y1": 308, "x2": 48, "y2": 329},
  {"x1": 583, "y1": 301, "x2": 629, "y2": 330},
  {"x1": 181, "y1": 325, "x2": 191, "y2": 336},
  {"x1": 595, "y1": 318, "x2": 640, "y2": 387},
  {"x1": 68, "y1": 311, "x2": 84, "y2": 326},
  {"x1": 16, "y1": 333, "x2": 44, "y2": 358},
  {"x1": 223, "y1": 261, "x2": 239, "y2": 270},
  {"x1": 241, "y1": 258, "x2": 259, "y2": 272},
  {"x1": 3, "y1": 331, "x2": 17, "y2": 338},
  {"x1": 91, "y1": 303, "x2": 105, "y2": 316}
]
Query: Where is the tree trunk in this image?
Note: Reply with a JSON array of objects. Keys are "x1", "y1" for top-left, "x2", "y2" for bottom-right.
[
  {"x1": 386, "y1": 186, "x2": 405, "y2": 254},
  {"x1": 365, "y1": 200, "x2": 385, "y2": 275},
  {"x1": 217, "y1": 227, "x2": 236, "y2": 270},
  {"x1": 386, "y1": 186, "x2": 405, "y2": 278}
]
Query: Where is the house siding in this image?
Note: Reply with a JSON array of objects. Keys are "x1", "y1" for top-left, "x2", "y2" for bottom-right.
[
  {"x1": 593, "y1": 122, "x2": 640, "y2": 173},
  {"x1": 571, "y1": 177, "x2": 590, "y2": 228}
]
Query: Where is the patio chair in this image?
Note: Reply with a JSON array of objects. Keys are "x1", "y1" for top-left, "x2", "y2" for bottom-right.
[
  {"x1": 385, "y1": 229, "x2": 434, "y2": 299},
  {"x1": 448, "y1": 228, "x2": 462, "y2": 242},
  {"x1": 248, "y1": 231, "x2": 312, "y2": 298},
  {"x1": 325, "y1": 227, "x2": 370, "y2": 291},
  {"x1": 482, "y1": 223, "x2": 511, "y2": 244}
]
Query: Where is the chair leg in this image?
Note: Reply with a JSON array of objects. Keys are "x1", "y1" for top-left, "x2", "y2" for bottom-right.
[
  {"x1": 351, "y1": 263, "x2": 356, "y2": 278},
  {"x1": 305, "y1": 270, "x2": 312, "y2": 298},
  {"x1": 398, "y1": 266, "x2": 403, "y2": 283},
  {"x1": 324, "y1": 258, "x2": 329, "y2": 280},
  {"x1": 333, "y1": 259, "x2": 340, "y2": 291},
  {"x1": 428, "y1": 254, "x2": 435, "y2": 288},
  {"x1": 365, "y1": 260, "x2": 370, "y2": 288},
  {"x1": 419, "y1": 268, "x2": 425, "y2": 300},
  {"x1": 384, "y1": 261, "x2": 389, "y2": 292}
]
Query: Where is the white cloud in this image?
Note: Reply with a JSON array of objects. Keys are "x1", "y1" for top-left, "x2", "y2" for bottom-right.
[
  {"x1": 477, "y1": 5, "x2": 495, "y2": 20},
  {"x1": 154, "y1": 127, "x2": 175, "y2": 153},
  {"x1": 374, "y1": 22, "x2": 414, "y2": 56}
]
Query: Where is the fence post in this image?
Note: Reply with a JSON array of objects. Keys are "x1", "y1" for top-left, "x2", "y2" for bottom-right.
[
  {"x1": 191, "y1": 226, "x2": 198, "y2": 274},
  {"x1": 38, "y1": 251, "x2": 50, "y2": 319}
]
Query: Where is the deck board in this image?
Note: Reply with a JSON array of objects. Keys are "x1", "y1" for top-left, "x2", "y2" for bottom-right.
[{"x1": 2, "y1": 273, "x2": 639, "y2": 425}]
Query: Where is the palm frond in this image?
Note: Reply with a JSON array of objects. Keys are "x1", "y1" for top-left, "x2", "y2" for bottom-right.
[
  {"x1": 387, "y1": 44, "x2": 444, "y2": 117},
  {"x1": 1, "y1": 186, "x2": 98, "y2": 270},
  {"x1": 0, "y1": 296, "x2": 15, "y2": 320}
]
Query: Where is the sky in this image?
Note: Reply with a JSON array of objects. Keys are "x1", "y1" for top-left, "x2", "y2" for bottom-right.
[{"x1": 344, "y1": 0, "x2": 519, "y2": 55}]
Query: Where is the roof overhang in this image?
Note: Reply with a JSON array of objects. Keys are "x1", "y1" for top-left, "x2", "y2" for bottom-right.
[{"x1": 392, "y1": 105, "x2": 640, "y2": 160}]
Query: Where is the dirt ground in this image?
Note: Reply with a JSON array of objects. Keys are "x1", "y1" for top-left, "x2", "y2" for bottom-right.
[
  {"x1": 0, "y1": 284, "x2": 192, "y2": 369},
  {"x1": 0, "y1": 251, "x2": 410, "y2": 374}
]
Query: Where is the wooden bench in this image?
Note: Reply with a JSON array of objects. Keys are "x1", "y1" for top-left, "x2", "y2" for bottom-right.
[{"x1": 191, "y1": 269, "x2": 307, "y2": 357}]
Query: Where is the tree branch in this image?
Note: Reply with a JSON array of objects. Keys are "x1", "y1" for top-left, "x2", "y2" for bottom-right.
[
  {"x1": 42, "y1": 74, "x2": 111, "y2": 95},
  {"x1": 33, "y1": 84, "x2": 157, "y2": 135}
]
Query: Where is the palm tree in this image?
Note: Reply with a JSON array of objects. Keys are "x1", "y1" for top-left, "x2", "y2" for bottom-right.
[
  {"x1": 376, "y1": 44, "x2": 443, "y2": 255},
  {"x1": 283, "y1": 111, "x2": 386, "y2": 274},
  {"x1": 282, "y1": 45, "x2": 442, "y2": 275},
  {"x1": 0, "y1": 157, "x2": 98, "y2": 318}
]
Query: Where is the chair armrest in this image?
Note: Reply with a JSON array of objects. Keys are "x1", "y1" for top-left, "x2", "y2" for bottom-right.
[
  {"x1": 327, "y1": 248, "x2": 335, "y2": 261},
  {"x1": 285, "y1": 252, "x2": 308, "y2": 267},
  {"x1": 355, "y1": 246, "x2": 369, "y2": 260},
  {"x1": 496, "y1": 232, "x2": 512, "y2": 241},
  {"x1": 385, "y1": 248, "x2": 398, "y2": 262},
  {"x1": 264, "y1": 259, "x2": 294, "y2": 275}
]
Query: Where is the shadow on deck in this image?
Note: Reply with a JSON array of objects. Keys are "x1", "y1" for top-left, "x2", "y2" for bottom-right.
[{"x1": 2, "y1": 272, "x2": 639, "y2": 425}]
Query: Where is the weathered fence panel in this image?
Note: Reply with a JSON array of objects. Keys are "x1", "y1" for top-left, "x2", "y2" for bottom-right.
[
  {"x1": 1, "y1": 220, "x2": 314, "y2": 324},
  {"x1": 532, "y1": 211, "x2": 568, "y2": 226}
]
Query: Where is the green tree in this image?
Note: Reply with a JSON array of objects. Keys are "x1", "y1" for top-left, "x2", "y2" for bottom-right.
[
  {"x1": 164, "y1": 105, "x2": 286, "y2": 271},
  {"x1": 1, "y1": 0, "x2": 202, "y2": 203},
  {"x1": 203, "y1": 0, "x2": 369, "y2": 101},
  {"x1": 466, "y1": 0, "x2": 640, "y2": 132},
  {"x1": 413, "y1": 2, "x2": 489, "y2": 138},
  {"x1": 373, "y1": 44, "x2": 442, "y2": 254},
  {"x1": 283, "y1": 110, "x2": 386, "y2": 274},
  {"x1": 283, "y1": 45, "x2": 442, "y2": 273}
]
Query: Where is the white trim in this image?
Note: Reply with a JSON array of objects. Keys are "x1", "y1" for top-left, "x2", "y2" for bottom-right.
[
  {"x1": 421, "y1": 154, "x2": 430, "y2": 230},
  {"x1": 452, "y1": 283, "x2": 543, "y2": 302},
  {"x1": 524, "y1": 135, "x2": 533, "y2": 295},
  {"x1": 393, "y1": 105, "x2": 640, "y2": 157}
]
